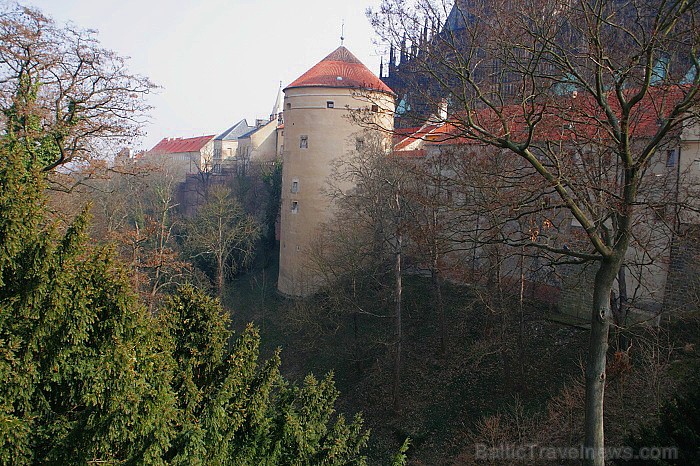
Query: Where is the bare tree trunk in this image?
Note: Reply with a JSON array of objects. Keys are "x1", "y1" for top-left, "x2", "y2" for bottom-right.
[
  {"x1": 217, "y1": 217, "x2": 224, "y2": 298},
  {"x1": 584, "y1": 257, "x2": 621, "y2": 466},
  {"x1": 216, "y1": 254, "x2": 224, "y2": 298},
  {"x1": 432, "y1": 258, "x2": 446, "y2": 356},
  {"x1": 518, "y1": 249, "x2": 526, "y2": 393},
  {"x1": 393, "y1": 232, "x2": 403, "y2": 413},
  {"x1": 613, "y1": 264, "x2": 630, "y2": 351},
  {"x1": 352, "y1": 276, "x2": 361, "y2": 374}
]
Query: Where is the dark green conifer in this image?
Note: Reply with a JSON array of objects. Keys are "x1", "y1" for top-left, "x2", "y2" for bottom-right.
[{"x1": 0, "y1": 71, "x2": 371, "y2": 465}]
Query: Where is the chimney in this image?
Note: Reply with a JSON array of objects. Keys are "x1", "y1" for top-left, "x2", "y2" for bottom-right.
[{"x1": 438, "y1": 98, "x2": 448, "y2": 122}]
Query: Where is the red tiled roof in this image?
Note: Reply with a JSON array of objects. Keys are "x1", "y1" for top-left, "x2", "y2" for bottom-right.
[
  {"x1": 285, "y1": 46, "x2": 395, "y2": 95},
  {"x1": 148, "y1": 135, "x2": 215, "y2": 154},
  {"x1": 395, "y1": 85, "x2": 692, "y2": 150}
]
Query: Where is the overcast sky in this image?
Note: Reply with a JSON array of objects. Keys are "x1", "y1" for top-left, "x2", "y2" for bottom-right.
[{"x1": 27, "y1": 0, "x2": 385, "y2": 151}]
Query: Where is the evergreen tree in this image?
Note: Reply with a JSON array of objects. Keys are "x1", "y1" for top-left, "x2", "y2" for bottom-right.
[
  {"x1": 0, "y1": 138, "x2": 177, "y2": 464},
  {"x1": 0, "y1": 51, "x2": 371, "y2": 463},
  {"x1": 161, "y1": 286, "x2": 369, "y2": 465}
]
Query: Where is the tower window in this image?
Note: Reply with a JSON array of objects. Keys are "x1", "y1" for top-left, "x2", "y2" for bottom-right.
[
  {"x1": 327, "y1": 101, "x2": 334, "y2": 108},
  {"x1": 291, "y1": 201, "x2": 299, "y2": 213},
  {"x1": 355, "y1": 137, "x2": 365, "y2": 151},
  {"x1": 286, "y1": 103, "x2": 291, "y2": 110},
  {"x1": 666, "y1": 149, "x2": 677, "y2": 167},
  {"x1": 291, "y1": 179, "x2": 299, "y2": 193},
  {"x1": 300, "y1": 135, "x2": 308, "y2": 149}
]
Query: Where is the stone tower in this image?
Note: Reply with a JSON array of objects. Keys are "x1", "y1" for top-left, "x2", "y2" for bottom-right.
[{"x1": 278, "y1": 46, "x2": 395, "y2": 296}]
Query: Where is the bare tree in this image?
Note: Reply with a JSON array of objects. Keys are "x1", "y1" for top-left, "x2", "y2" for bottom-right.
[
  {"x1": 0, "y1": 4, "x2": 155, "y2": 172},
  {"x1": 183, "y1": 185, "x2": 261, "y2": 297},
  {"x1": 369, "y1": 0, "x2": 700, "y2": 462},
  {"x1": 326, "y1": 132, "x2": 413, "y2": 412}
]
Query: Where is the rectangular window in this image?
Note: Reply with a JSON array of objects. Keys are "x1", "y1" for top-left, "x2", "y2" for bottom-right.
[
  {"x1": 291, "y1": 201, "x2": 299, "y2": 214},
  {"x1": 327, "y1": 101, "x2": 334, "y2": 108},
  {"x1": 291, "y1": 179, "x2": 299, "y2": 193},
  {"x1": 371, "y1": 104, "x2": 379, "y2": 113},
  {"x1": 355, "y1": 137, "x2": 365, "y2": 151},
  {"x1": 300, "y1": 135, "x2": 308, "y2": 149},
  {"x1": 666, "y1": 149, "x2": 677, "y2": 167}
]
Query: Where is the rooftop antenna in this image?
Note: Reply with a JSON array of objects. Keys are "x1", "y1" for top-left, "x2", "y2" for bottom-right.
[{"x1": 340, "y1": 19, "x2": 345, "y2": 46}]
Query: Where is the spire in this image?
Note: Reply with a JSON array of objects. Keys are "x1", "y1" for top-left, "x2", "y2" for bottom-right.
[
  {"x1": 420, "y1": 20, "x2": 428, "y2": 56},
  {"x1": 340, "y1": 19, "x2": 345, "y2": 46},
  {"x1": 380, "y1": 56, "x2": 384, "y2": 78},
  {"x1": 270, "y1": 81, "x2": 283, "y2": 121},
  {"x1": 400, "y1": 33, "x2": 407, "y2": 64},
  {"x1": 389, "y1": 43, "x2": 395, "y2": 69}
]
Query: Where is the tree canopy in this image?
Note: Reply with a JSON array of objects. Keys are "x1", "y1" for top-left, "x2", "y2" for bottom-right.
[{"x1": 0, "y1": 4, "x2": 155, "y2": 171}]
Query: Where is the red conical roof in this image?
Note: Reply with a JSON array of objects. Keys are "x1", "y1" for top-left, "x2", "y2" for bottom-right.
[{"x1": 285, "y1": 46, "x2": 395, "y2": 95}]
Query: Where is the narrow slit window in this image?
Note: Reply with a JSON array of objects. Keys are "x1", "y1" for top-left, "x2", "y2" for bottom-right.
[
  {"x1": 300, "y1": 135, "x2": 308, "y2": 149},
  {"x1": 291, "y1": 179, "x2": 299, "y2": 193}
]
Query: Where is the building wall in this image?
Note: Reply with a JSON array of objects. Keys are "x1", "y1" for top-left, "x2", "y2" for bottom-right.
[
  {"x1": 214, "y1": 139, "x2": 239, "y2": 171},
  {"x1": 278, "y1": 88, "x2": 395, "y2": 296},
  {"x1": 140, "y1": 150, "x2": 204, "y2": 181},
  {"x1": 250, "y1": 119, "x2": 279, "y2": 163},
  {"x1": 410, "y1": 132, "x2": 699, "y2": 321}
]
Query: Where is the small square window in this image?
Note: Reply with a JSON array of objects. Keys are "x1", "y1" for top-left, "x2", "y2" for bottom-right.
[
  {"x1": 371, "y1": 104, "x2": 379, "y2": 113},
  {"x1": 286, "y1": 103, "x2": 291, "y2": 110},
  {"x1": 327, "y1": 101, "x2": 334, "y2": 108},
  {"x1": 291, "y1": 179, "x2": 299, "y2": 193},
  {"x1": 291, "y1": 201, "x2": 299, "y2": 214},
  {"x1": 300, "y1": 135, "x2": 308, "y2": 149}
]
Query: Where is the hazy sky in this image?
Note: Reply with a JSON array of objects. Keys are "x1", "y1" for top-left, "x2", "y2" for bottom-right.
[{"x1": 27, "y1": 0, "x2": 385, "y2": 150}]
